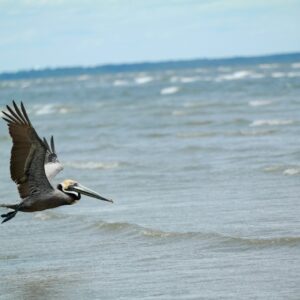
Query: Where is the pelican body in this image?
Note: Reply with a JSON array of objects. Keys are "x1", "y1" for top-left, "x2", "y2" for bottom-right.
[{"x1": 1, "y1": 101, "x2": 113, "y2": 223}]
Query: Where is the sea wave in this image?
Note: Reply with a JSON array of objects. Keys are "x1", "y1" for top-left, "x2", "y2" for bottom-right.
[
  {"x1": 34, "y1": 211, "x2": 67, "y2": 221},
  {"x1": 113, "y1": 79, "x2": 129, "y2": 86},
  {"x1": 176, "y1": 131, "x2": 217, "y2": 138},
  {"x1": 76, "y1": 75, "x2": 90, "y2": 81},
  {"x1": 87, "y1": 220, "x2": 300, "y2": 247},
  {"x1": 248, "y1": 100, "x2": 272, "y2": 107},
  {"x1": 227, "y1": 129, "x2": 277, "y2": 137},
  {"x1": 179, "y1": 76, "x2": 199, "y2": 83},
  {"x1": 33, "y1": 104, "x2": 73, "y2": 115},
  {"x1": 250, "y1": 119, "x2": 293, "y2": 127},
  {"x1": 263, "y1": 165, "x2": 300, "y2": 176},
  {"x1": 135, "y1": 76, "x2": 153, "y2": 84},
  {"x1": 65, "y1": 161, "x2": 120, "y2": 170},
  {"x1": 271, "y1": 72, "x2": 286, "y2": 78},
  {"x1": 216, "y1": 70, "x2": 264, "y2": 81},
  {"x1": 291, "y1": 62, "x2": 300, "y2": 69},
  {"x1": 160, "y1": 86, "x2": 180, "y2": 95},
  {"x1": 283, "y1": 168, "x2": 300, "y2": 176},
  {"x1": 259, "y1": 63, "x2": 278, "y2": 69},
  {"x1": 287, "y1": 72, "x2": 300, "y2": 78},
  {"x1": 30, "y1": 212, "x2": 300, "y2": 247}
]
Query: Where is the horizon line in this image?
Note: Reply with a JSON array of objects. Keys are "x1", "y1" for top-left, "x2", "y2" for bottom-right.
[{"x1": 1, "y1": 50, "x2": 300, "y2": 79}]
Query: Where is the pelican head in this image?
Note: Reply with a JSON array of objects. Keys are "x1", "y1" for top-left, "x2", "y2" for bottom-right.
[{"x1": 59, "y1": 179, "x2": 113, "y2": 203}]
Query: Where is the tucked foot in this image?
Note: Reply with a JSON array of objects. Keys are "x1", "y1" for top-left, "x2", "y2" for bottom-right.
[{"x1": 1, "y1": 210, "x2": 18, "y2": 223}]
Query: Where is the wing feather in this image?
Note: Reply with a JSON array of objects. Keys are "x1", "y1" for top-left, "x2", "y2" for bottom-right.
[
  {"x1": 2, "y1": 101, "x2": 54, "y2": 199},
  {"x1": 43, "y1": 135, "x2": 64, "y2": 181}
]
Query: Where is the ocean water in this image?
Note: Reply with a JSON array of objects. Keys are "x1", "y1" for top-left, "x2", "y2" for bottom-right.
[{"x1": 0, "y1": 61, "x2": 300, "y2": 299}]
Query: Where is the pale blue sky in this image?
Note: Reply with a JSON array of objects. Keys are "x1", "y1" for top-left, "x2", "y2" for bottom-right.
[{"x1": 0, "y1": 0, "x2": 299, "y2": 72}]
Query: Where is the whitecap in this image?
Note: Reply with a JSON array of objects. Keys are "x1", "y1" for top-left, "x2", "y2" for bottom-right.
[
  {"x1": 77, "y1": 75, "x2": 90, "y2": 81},
  {"x1": 160, "y1": 86, "x2": 179, "y2": 95},
  {"x1": 250, "y1": 119, "x2": 293, "y2": 127},
  {"x1": 34, "y1": 211, "x2": 63, "y2": 221},
  {"x1": 248, "y1": 100, "x2": 272, "y2": 107},
  {"x1": 134, "y1": 76, "x2": 153, "y2": 84},
  {"x1": 271, "y1": 72, "x2": 285, "y2": 78},
  {"x1": 35, "y1": 104, "x2": 56, "y2": 115},
  {"x1": 216, "y1": 70, "x2": 263, "y2": 81},
  {"x1": 65, "y1": 161, "x2": 120, "y2": 170},
  {"x1": 263, "y1": 165, "x2": 283, "y2": 173},
  {"x1": 113, "y1": 80, "x2": 129, "y2": 86},
  {"x1": 21, "y1": 81, "x2": 31, "y2": 89},
  {"x1": 283, "y1": 168, "x2": 300, "y2": 176},
  {"x1": 179, "y1": 77, "x2": 198, "y2": 83},
  {"x1": 291, "y1": 62, "x2": 300, "y2": 69},
  {"x1": 34, "y1": 104, "x2": 73, "y2": 115},
  {"x1": 287, "y1": 72, "x2": 300, "y2": 78},
  {"x1": 259, "y1": 64, "x2": 278, "y2": 69}
]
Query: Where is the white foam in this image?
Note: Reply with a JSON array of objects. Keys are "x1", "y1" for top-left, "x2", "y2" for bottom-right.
[
  {"x1": 283, "y1": 168, "x2": 300, "y2": 176},
  {"x1": 134, "y1": 76, "x2": 153, "y2": 84},
  {"x1": 34, "y1": 212, "x2": 52, "y2": 221},
  {"x1": 259, "y1": 64, "x2": 278, "y2": 69},
  {"x1": 77, "y1": 75, "x2": 90, "y2": 81},
  {"x1": 160, "y1": 86, "x2": 179, "y2": 95},
  {"x1": 287, "y1": 72, "x2": 300, "y2": 78},
  {"x1": 35, "y1": 104, "x2": 56, "y2": 115},
  {"x1": 34, "y1": 104, "x2": 73, "y2": 115},
  {"x1": 216, "y1": 70, "x2": 264, "y2": 81},
  {"x1": 113, "y1": 80, "x2": 129, "y2": 86},
  {"x1": 21, "y1": 81, "x2": 31, "y2": 89},
  {"x1": 248, "y1": 100, "x2": 272, "y2": 107},
  {"x1": 250, "y1": 119, "x2": 293, "y2": 127},
  {"x1": 291, "y1": 62, "x2": 300, "y2": 69},
  {"x1": 66, "y1": 161, "x2": 119, "y2": 170},
  {"x1": 271, "y1": 72, "x2": 285, "y2": 78},
  {"x1": 179, "y1": 77, "x2": 198, "y2": 83}
]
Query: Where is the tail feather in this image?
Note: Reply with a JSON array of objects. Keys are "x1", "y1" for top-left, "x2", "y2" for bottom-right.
[{"x1": 0, "y1": 204, "x2": 19, "y2": 210}]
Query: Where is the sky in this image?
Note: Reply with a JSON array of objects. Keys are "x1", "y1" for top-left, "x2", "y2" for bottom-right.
[{"x1": 0, "y1": 0, "x2": 299, "y2": 72}]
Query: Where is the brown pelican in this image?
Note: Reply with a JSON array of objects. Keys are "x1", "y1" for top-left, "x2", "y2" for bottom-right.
[{"x1": 0, "y1": 101, "x2": 113, "y2": 223}]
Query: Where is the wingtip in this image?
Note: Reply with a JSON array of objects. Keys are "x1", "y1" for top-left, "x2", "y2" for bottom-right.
[{"x1": 50, "y1": 135, "x2": 56, "y2": 154}]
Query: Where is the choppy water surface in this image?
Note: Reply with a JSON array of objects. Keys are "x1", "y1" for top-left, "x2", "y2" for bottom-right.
[{"x1": 0, "y1": 62, "x2": 300, "y2": 299}]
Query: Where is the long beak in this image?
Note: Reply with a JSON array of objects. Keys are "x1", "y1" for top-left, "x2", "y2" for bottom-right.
[{"x1": 70, "y1": 184, "x2": 113, "y2": 203}]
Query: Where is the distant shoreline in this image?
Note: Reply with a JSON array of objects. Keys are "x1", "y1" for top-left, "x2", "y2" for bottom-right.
[{"x1": 1, "y1": 52, "x2": 300, "y2": 81}]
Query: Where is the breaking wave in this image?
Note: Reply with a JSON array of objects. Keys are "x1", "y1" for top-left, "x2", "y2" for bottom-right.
[
  {"x1": 160, "y1": 86, "x2": 180, "y2": 95},
  {"x1": 28, "y1": 211, "x2": 300, "y2": 248},
  {"x1": 65, "y1": 161, "x2": 120, "y2": 170},
  {"x1": 85, "y1": 219, "x2": 300, "y2": 247},
  {"x1": 113, "y1": 79, "x2": 129, "y2": 86},
  {"x1": 33, "y1": 104, "x2": 73, "y2": 115},
  {"x1": 216, "y1": 70, "x2": 265, "y2": 81},
  {"x1": 291, "y1": 62, "x2": 300, "y2": 69},
  {"x1": 250, "y1": 119, "x2": 294, "y2": 127},
  {"x1": 263, "y1": 165, "x2": 300, "y2": 176},
  {"x1": 134, "y1": 76, "x2": 153, "y2": 84},
  {"x1": 248, "y1": 100, "x2": 272, "y2": 107}
]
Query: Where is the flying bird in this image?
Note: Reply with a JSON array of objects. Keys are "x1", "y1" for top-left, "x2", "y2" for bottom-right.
[{"x1": 0, "y1": 101, "x2": 113, "y2": 223}]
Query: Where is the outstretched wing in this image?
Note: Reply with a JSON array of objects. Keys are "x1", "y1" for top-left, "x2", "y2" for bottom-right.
[
  {"x1": 43, "y1": 136, "x2": 64, "y2": 181},
  {"x1": 2, "y1": 101, "x2": 54, "y2": 199}
]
